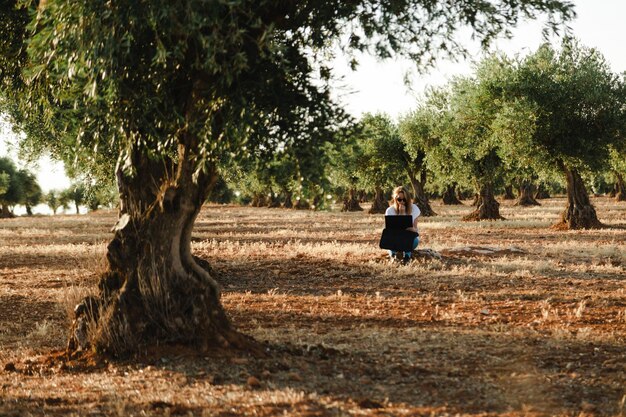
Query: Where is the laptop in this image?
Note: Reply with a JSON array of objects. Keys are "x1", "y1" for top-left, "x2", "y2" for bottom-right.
[{"x1": 384, "y1": 215, "x2": 413, "y2": 229}]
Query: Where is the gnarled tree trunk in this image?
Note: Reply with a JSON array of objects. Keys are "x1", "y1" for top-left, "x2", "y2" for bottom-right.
[
  {"x1": 463, "y1": 183, "x2": 503, "y2": 221},
  {"x1": 408, "y1": 169, "x2": 435, "y2": 216},
  {"x1": 68, "y1": 150, "x2": 245, "y2": 356},
  {"x1": 554, "y1": 167, "x2": 602, "y2": 229},
  {"x1": 341, "y1": 188, "x2": 363, "y2": 212},
  {"x1": 442, "y1": 184, "x2": 462, "y2": 205},
  {"x1": 515, "y1": 181, "x2": 540, "y2": 206},
  {"x1": 368, "y1": 186, "x2": 387, "y2": 214},
  {"x1": 614, "y1": 172, "x2": 626, "y2": 202}
]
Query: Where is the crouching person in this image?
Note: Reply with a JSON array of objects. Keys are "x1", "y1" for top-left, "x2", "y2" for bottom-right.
[{"x1": 384, "y1": 186, "x2": 420, "y2": 264}]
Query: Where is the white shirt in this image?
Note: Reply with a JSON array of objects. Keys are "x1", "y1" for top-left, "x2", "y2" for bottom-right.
[{"x1": 385, "y1": 203, "x2": 421, "y2": 228}]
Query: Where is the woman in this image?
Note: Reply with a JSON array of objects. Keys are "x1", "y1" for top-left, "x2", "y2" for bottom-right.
[{"x1": 385, "y1": 186, "x2": 420, "y2": 263}]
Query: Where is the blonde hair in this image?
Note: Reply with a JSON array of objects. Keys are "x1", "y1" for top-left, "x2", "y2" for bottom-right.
[{"x1": 390, "y1": 186, "x2": 413, "y2": 215}]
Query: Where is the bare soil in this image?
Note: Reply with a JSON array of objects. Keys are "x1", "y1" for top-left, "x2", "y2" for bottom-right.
[{"x1": 1, "y1": 197, "x2": 625, "y2": 416}]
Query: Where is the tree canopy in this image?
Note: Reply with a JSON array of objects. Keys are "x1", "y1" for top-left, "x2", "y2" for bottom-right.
[{"x1": 0, "y1": 0, "x2": 577, "y2": 355}]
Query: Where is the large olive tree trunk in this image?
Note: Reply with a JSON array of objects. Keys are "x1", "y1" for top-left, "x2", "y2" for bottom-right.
[
  {"x1": 68, "y1": 150, "x2": 245, "y2": 356},
  {"x1": 341, "y1": 188, "x2": 363, "y2": 212},
  {"x1": 408, "y1": 169, "x2": 436, "y2": 216},
  {"x1": 463, "y1": 183, "x2": 503, "y2": 221},
  {"x1": 368, "y1": 186, "x2": 388, "y2": 214},
  {"x1": 554, "y1": 167, "x2": 602, "y2": 229},
  {"x1": 614, "y1": 172, "x2": 626, "y2": 202},
  {"x1": 515, "y1": 181, "x2": 540, "y2": 206}
]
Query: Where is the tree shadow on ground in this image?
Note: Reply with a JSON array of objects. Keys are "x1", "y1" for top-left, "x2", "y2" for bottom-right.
[{"x1": 6, "y1": 325, "x2": 624, "y2": 416}]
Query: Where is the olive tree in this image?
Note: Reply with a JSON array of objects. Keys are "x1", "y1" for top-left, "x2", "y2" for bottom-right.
[
  {"x1": 0, "y1": 157, "x2": 20, "y2": 217},
  {"x1": 496, "y1": 41, "x2": 624, "y2": 228},
  {"x1": 398, "y1": 106, "x2": 440, "y2": 215},
  {"x1": 1, "y1": 0, "x2": 575, "y2": 354},
  {"x1": 434, "y1": 74, "x2": 506, "y2": 221},
  {"x1": 354, "y1": 113, "x2": 405, "y2": 214}
]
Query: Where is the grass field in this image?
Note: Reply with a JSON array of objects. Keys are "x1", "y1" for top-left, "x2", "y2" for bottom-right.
[{"x1": 1, "y1": 197, "x2": 625, "y2": 416}]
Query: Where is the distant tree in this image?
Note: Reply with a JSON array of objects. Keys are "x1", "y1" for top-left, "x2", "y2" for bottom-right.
[
  {"x1": 398, "y1": 106, "x2": 441, "y2": 216},
  {"x1": 435, "y1": 73, "x2": 506, "y2": 221},
  {"x1": 85, "y1": 181, "x2": 118, "y2": 211},
  {"x1": 327, "y1": 133, "x2": 364, "y2": 212},
  {"x1": 0, "y1": 157, "x2": 20, "y2": 217},
  {"x1": 355, "y1": 113, "x2": 402, "y2": 214},
  {"x1": 16, "y1": 169, "x2": 42, "y2": 215},
  {"x1": 45, "y1": 190, "x2": 63, "y2": 214},
  {"x1": 61, "y1": 183, "x2": 86, "y2": 215},
  {"x1": 206, "y1": 176, "x2": 234, "y2": 205},
  {"x1": 0, "y1": 0, "x2": 576, "y2": 354},
  {"x1": 0, "y1": 157, "x2": 42, "y2": 216}
]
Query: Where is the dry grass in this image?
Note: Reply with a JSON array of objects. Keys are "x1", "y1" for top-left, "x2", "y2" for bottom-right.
[{"x1": 1, "y1": 197, "x2": 625, "y2": 416}]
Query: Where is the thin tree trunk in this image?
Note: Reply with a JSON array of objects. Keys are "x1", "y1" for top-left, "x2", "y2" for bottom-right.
[
  {"x1": 282, "y1": 191, "x2": 293, "y2": 209},
  {"x1": 554, "y1": 167, "x2": 603, "y2": 230},
  {"x1": 515, "y1": 181, "x2": 540, "y2": 206},
  {"x1": 534, "y1": 185, "x2": 550, "y2": 200},
  {"x1": 442, "y1": 184, "x2": 462, "y2": 205},
  {"x1": 408, "y1": 169, "x2": 435, "y2": 216},
  {"x1": 341, "y1": 188, "x2": 363, "y2": 212},
  {"x1": 368, "y1": 186, "x2": 387, "y2": 214},
  {"x1": 503, "y1": 184, "x2": 515, "y2": 200},
  {"x1": 614, "y1": 172, "x2": 626, "y2": 202},
  {"x1": 463, "y1": 183, "x2": 503, "y2": 221}
]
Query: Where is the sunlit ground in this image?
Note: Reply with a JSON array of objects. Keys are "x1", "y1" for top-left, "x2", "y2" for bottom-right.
[{"x1": 1, "y1": 196, "x2": 625, "y2": 416}]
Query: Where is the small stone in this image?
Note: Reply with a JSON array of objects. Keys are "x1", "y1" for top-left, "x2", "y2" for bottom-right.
[
  {"x1": 4, "y1": 363, "x2": 16, "y2": 372},
  {"x1": 247, "y1": 376, "x2": 261, "y2": 388}
]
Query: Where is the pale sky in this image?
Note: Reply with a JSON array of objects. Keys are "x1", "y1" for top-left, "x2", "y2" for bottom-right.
[
  {"x1": 1, "y1": 0, "x2": 625, "y2": 195},
  {"x1": 331, "y1": 0, "x2": 626, "y2": 119}
]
